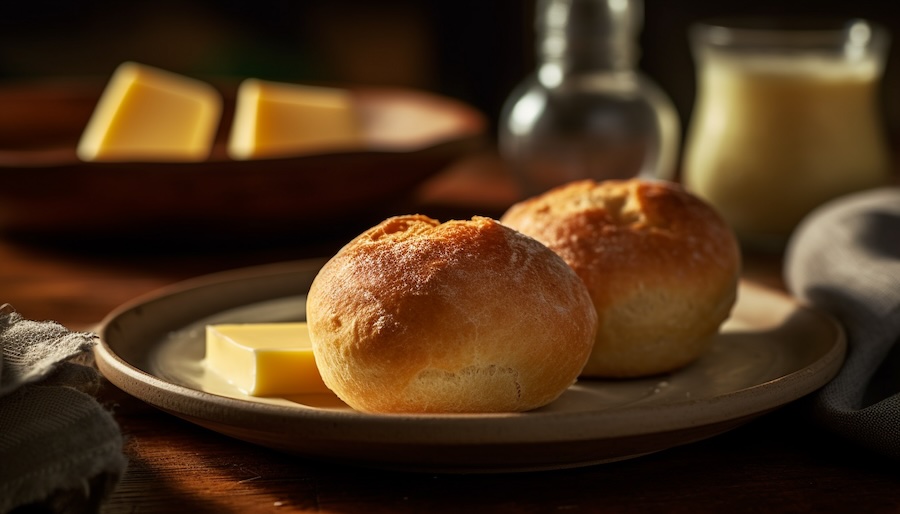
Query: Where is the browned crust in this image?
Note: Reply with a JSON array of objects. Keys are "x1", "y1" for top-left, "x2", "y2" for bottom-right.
[
  {"x1": 306, "y1": 215, "x2": 598, "y2": 413},
  {"x1": 501, "y1": 179, "x2": 742, "y2": 378}
]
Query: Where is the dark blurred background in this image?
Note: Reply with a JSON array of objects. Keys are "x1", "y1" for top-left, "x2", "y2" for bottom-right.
[{"x1": 1, "y1": 0, "x2": 899, "y2": 141}]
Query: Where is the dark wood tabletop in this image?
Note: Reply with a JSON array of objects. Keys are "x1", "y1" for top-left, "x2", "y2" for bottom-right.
[{"x1": 2, "y1": 152, "x2": 898, "y2": 513}]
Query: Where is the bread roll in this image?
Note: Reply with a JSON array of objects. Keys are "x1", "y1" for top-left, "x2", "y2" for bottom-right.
[
  {"x1": 306, "y1": 215, "x2": 597, "y2": 413},
  {"x1": 501, "y1": 179, "x2": 741, "y2": 378}
]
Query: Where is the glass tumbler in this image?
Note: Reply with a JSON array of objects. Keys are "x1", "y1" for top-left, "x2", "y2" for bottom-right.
[{"x1": 681, "y1": 19, "x2": 892, "y2": 249}]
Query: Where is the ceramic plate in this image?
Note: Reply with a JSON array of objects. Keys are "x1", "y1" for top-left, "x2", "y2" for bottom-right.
[
  {"x1": 95, "y1": 259, "x2": 845, "y2": 473},
  {"x1": 0, "y1": 80, "x2": 485, "y2": 237}
]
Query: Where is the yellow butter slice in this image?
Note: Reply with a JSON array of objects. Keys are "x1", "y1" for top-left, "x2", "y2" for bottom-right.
[
  {"x1": 77, "y1": 62, "x2": 222, "y2": 162},
  {"x1": 205, "y1": 322, "x2": 329, "y2": 396},
  {"x1": 227, "y1": 78, "x2": 362, "y2": 159}
]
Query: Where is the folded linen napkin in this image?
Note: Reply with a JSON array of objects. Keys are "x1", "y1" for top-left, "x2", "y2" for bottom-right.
[
  {"x1": 785, "y1": 187, "x2": 900, "y2": 459},
  {"x1": 0, "y1": 305, "x2": 126, "y2": 514}
]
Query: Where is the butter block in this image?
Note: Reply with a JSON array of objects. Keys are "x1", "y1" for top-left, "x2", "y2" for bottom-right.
[
  {"x1": 77, "y1": 62, "x2": 222, "y2": 162},
  {"x1": 228, "y1": 79, "x2": 362, "y2": 159},
  {"x1": 205, "y1": 322, "x2": 329, "y2": 396}
]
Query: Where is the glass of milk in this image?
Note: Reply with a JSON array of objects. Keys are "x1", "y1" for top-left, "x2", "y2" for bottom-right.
[{"x1": 681, "y1": 19, "x2": 892, "y2": 250}]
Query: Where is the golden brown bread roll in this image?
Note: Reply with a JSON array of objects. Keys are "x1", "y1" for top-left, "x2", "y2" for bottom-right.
[
  {"x1": 501, "y1": 179, "x2": 741, "y2": 378},
  {"x1": 306, "y1": 215, "x2": 597, "y2": 413}
]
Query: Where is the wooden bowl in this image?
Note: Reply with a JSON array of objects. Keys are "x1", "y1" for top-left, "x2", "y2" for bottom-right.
[{"x1": 0, "y1": 79, "x2": 486, "y2": 239}]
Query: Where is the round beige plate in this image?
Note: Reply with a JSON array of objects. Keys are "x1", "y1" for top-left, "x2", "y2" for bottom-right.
[{"x1": 95, "y1": 259, "x2": 845, "y2": 473}]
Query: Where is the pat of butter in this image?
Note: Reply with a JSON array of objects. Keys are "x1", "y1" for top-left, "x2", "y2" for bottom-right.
[
  {"x1": 77, "y1": 62, "x2": 222, "y2": 162},
  {"x1": 227, "y1": 79, "x2": 362, "y2": 159},
  {"x1": 205, "y1": 322, "x2": 329, "y2": 396}
]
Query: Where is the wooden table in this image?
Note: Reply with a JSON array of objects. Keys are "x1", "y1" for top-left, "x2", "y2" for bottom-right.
[{"x1": 2, "y1": 153, "x2": 898, "y2": 513}]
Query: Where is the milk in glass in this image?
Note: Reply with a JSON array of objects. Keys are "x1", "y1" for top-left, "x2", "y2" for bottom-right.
[{"x1": 682, "y1": 21, "x2": 892, "y2": 248}]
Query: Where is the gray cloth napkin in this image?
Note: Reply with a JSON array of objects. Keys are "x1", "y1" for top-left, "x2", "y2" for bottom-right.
[
  {"x1": 0, "y1": 305, "x2": 126, "y2": 514},
  {"x1": 785, "y1": 187, "x2": 900, "y2": 459}
]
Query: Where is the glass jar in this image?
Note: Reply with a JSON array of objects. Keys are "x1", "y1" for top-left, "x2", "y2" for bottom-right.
[
  {"x1": 499, "y1": 0, "x2": 680, "y2": 196},
  {"x1": 681, "y1": 19, "x2": 893, "y2": 249}
]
